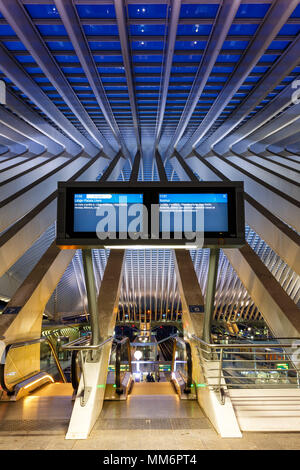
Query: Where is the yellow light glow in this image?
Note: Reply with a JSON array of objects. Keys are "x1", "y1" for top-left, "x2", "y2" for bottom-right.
[{"x1": 24, "y1": 374, "x2": 54, "y2": 390}]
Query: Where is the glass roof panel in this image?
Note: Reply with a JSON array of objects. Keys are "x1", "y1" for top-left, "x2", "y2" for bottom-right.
[
  {"x1": 132, "y1": 41, "x2": 164, "y2": 50},
  {"x1": 0, "y1": 25, "x2": 17, "y2": 35},
  {"x1": 36, "y1": 25, "x2": 67, "y2": 36},
  {"x1": 130, "y1": 24, "x2": 166, "y2": 36},
  {"x1": 128, "y1": 4, "x2": 168, "y2": 19},
  {"x1": 82, "y1": 25, "x2": 119, "y2": 35},
  {"x1": 89, "y1": 41, "x2": 121, "y2": 51},
  {"x1": 177, "y1": 24, "x2": 213, "y2": 35},
  {"x1": 278, "y1": 24, "x2": 300, "y2": 35},
  {"x1": 179, "y1": 4, "x2": 219, "y2": 18},
  {"x1": 46, "y1": 41, "x2": 74, "y2": 51},
  {"x1": 175, "y1": 40, "x2": 207, "y2": 50},
  {"x1": 2, "y1": 41, "x2": 26, "y2": 50},
  {"x1": 235, "y1": 4, "x2": 270, "y2": 18},
  {"x1": 76, "y1": 5, "x2": 116, "y2": 19},
  {"x1": 24, "y1": 4, "x2": 60, "y2": 18},
  {"x1": 228, "y1": 24, "x2": 259, "y2": 35}
]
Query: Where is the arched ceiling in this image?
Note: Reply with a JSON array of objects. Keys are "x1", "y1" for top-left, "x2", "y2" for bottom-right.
[{"x1": 0, "y1": 0, "x2": 299, "y2": 325}]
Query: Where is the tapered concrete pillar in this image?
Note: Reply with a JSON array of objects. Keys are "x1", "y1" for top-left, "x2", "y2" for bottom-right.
[
  {"x1": 173, "y1": 249, "x2": 204, "y2": 339},
  {"x1": 65, "y1": 250, "x2": 125, "y2": 440},
  {"x1": 173, "y1": 249, "x2": 241, "y2": 437},
  {"x1": 0, "y1": 242, "x2": 75, "y2": 385},
  {"x1": 0, "y1": 242, "x2": 75, "y2": 341},
  {"x1": 224, "y1": 244, "x2": 300, "y2": 338}
]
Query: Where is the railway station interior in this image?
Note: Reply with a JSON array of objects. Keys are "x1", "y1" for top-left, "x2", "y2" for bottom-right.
[{"x1": 0, "y1": 0, "x2": 299, "y2": 453}]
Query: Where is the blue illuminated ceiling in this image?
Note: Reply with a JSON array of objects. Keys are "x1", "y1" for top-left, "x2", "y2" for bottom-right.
[{"x1": 0, "y1": 1, "x2": 299, "y2": 170}]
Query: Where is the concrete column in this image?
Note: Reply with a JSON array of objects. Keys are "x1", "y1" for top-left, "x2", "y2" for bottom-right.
[
  {"x1": 66, "y1": 249, "x2": 125, "y2": 439},
  {"x1": 0, "y1": 152, "x2": 110, "y2": 277},
  {"x1": 224, "y1": 244, "x2": 300, "y2": 338},
  {"x1": 173, "y1": 248, "x2": 241, "y2": 437},
  {"x1": 0, "y1": 242, "x2": 75, "y2": 342}
]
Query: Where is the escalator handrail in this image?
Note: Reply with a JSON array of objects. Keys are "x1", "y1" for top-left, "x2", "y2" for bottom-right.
[
  {"x1": 0, "y1": 336, "x2": 65, "y2": 393},
  {"x1": 172, "y1": 338, "x2": 193, "y2": 394},
  {"x1": 115, "y1": 337, "x2": 132, "y2": 395}
]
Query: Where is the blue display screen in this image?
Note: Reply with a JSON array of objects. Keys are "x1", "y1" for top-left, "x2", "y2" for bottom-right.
[
  {"x1": 159, "y1": 193, "x2": 228, "y2": 233},
  {"x1": 74, "y1": 193, "x2": 144, "y2": 233}
]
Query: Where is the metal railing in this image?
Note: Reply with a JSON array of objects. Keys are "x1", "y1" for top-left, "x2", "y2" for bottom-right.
[
  {"x1": 191, "y1": 335, "x2": 300, "y2": 404},
  {"x1": 171, "y1": 337, "x2": 193, "y2": 393},
  {"x1": 0, "y1": 337, "x2": 66, "y2": 394},
  {"x1": 62, "y1": 334, "x2": 114, "y2": 404}
]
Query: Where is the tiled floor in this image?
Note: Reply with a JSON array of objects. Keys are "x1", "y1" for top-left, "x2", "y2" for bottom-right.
[{"x1": 1, "y1": 383, "x2": 300, "y2": 450}]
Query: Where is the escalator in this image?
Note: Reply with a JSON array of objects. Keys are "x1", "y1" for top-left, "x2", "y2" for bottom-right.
[
  {"x1": 0, "y1": 333, "x2": 133, "y2": 402},
  {"x1": 70, "y1": 335, "x2": 133, "y2": 401}
]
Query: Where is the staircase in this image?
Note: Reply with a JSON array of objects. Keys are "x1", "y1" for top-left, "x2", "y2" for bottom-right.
[{"x1": 228, "y1": 389, "x2": 300, "y2": 431}]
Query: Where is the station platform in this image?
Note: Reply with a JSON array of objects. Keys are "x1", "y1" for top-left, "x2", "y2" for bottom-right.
[{"x1": 1, "y1": 382, "x2": 300, "y2": 450}]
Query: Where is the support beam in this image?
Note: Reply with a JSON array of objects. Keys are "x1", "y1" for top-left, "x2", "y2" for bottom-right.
[
  {"x1": 5, "y1": 88, "x2": 80, "y2": 156},
  {"x1": 173, "y1": 249, "x2": 205, "y2": 339},
  {"x1": 155, "y1": 0, "x2": 181, "y2": 145},
  {"x1": 82, "y1": 249, "x2": 101, "y2": 347},
  {"x1": 189, "y1": 150, "x2": 300, "y2": 275},
  {"x1": 0, "y1": 151, "x2": 111, "y2": 278},
  {"x1": 202, "y1": 151, "x2": 300, "y2": 233},
  {"x1": 200, "y1": 36, "x2": 300, "y2": 155},
  {"x1": 0, "y1": 242, "x2": 75, "y2": 342},
  {"x1": 224, "y1": 244, "x2": 300, "y2": 338},
  {"x1": 0, "y1": 0, "x2": 116, "y2": 156},
  {"x1": 129, "y1": 150, "x2": 141, "y2": 182},
  {"x1": 180, "y1": 0, "x2": 299, "y2": 154},
  {"x1": 0, "y1": 104, "x2": 63, "y2": 155},
  {"x1": 155, "y1": 150, "x2": 167, "y2": 182},
  {"x1": 114, "y1": 0, "x2": 141, "y2": 152},
  {"x1": 54, "y1": 0, "x2": 130, "y2": 158},
  {"x1": 66, "y1": 250, "x2": 125, "y2": 439},
  {"x1": 202, "y1": 248, "x2": 220, "y2": 344},
  {"x1": 164, "y1": 0, "x2": 241, "y2": 158},
  {"x1": 173, "y1": 248, "x2": 241, "y2": 438}
]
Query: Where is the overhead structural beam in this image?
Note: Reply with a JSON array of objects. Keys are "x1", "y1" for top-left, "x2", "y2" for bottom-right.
[
  {"x1": 179, "y1": 0, "x2": 299, "y2": 155},
  {"x1": 54, "y1": 0, "x2": 131, "y2": 159},
  {"x1": 172, "y1": 149, "x2": 198, "y2": 181},
  {"x1": 0, "y1": 106, "x2": 62, "y2": 155},
  {"x1": 189, "y1": 150, "x2": 300, "y2": 275},
  {"x1": 0, "y1": 43, "x2": 97, "y2": 156},
  {"x1": 255, "y1": 120, "x2": 300, "y2": 150},
  {"x1": 224, "y1": 77, "x2": 300, "y2": 155},
  {"x1": 200, "y1": 36, "x2": 300, "y2": 156},
  {"x1": 230, "y1": 89, "x2": 300, "y2": 154},
  {"x1": 0, "y1": 135, "x2": 27, "y2": 156},
  {"x1": 0, "y1": 122, "x2": 44, "y2": 155},
  {"x1": 129, "y1": 150, "x2": 141, "y2": 182},
  {"x1": 164, "y1": 0, "x2": 241, "y2": 158},
  {"x1": 66, "y1": 250, "x2": 125, "y2": 440},
  {"x1": 224, "y1": 244, "x2": 300, "y2": 338},
  {"x1": 154, "y1": 0, "x2": 181, "y2": 145},
  {"x1": 0, "y1": 242, "x2": 75, "y2": 342},
  {"x1": 5, "y1": 88, "x2": 80, "y2": 156},
  {"x1": 155, "y1": 150, "x2": 167, "y2": 182},
  {"x1": 114, "y1": 0, "x2": 141, "y2": 153},
  {"x1": 0, "y1": 0, "x2": 115, "y2": 157},
  {"x1": 0, "y1": 151, "x2": 111, "y2": 278}
]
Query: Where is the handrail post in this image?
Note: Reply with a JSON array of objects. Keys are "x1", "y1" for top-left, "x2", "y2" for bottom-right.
[
  {"x1": 82, "y1": 249, "x2": 100, "y2": 359},
  {"x1": 203, "y1": 248, "x2": 220, "y2": 344},
  {"x1": 203, "y1": 248, "x2": 220, "y2": 360},
  {"x1": 218, "y1": 347, "x2": 224, "y2": 403}
]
